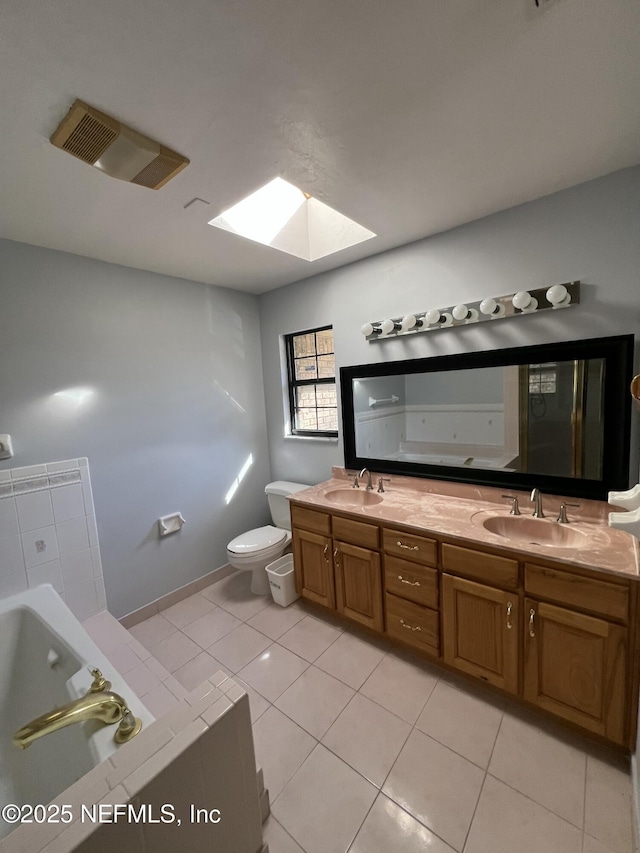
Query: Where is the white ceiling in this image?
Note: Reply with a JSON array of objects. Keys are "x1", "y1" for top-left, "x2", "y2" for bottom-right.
[{"x1": 1, "y1": 0, "x2": 639, "y2": 294}]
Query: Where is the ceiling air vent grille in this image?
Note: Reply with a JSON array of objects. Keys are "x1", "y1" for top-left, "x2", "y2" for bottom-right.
[
  {"x1": 61, "y1": 112, "x2": 119, "y2": 164},
  {"x1": 130, "y1": 152, "x2": 188, "y2": 190},
  {"x1": 50, "y1": 99, "x2": 189, "y2": 190}
]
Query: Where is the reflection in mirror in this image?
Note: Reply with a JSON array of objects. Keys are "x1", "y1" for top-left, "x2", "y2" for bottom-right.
[{"x1": 341, "y1": 336, "x2": 633, "y2": 500}]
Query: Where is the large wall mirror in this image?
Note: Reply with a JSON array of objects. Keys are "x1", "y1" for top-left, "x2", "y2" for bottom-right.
[{"x1": 341, "y1": 335, "x2": 634, "y2": 500}]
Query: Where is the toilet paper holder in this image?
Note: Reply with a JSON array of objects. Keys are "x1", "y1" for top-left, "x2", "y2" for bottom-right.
[{"x1": 158, "y1": 513, "x2": 186, "y2": 537}]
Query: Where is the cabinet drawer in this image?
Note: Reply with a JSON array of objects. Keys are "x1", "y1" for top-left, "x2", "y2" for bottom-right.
[
  {"x1": 442, "y1": 543, "x2": 519, "y2": 589},
  {"x1": 385, "y1": 555, "x2": 439, "y2": 609},
  {"x1": 383, "y1": 528, "x2": 437, "y2": 566},
  {"x1": 385, "y1": 593, "x2": 439, "y2": 655},
  {"x1": 525, "y1": 563, "x2": 629, "y2": 623},
  {"x1": 290, "y1": 504, "x2": 331, "y2": 535},
  {"x1": 332, "y1": 515, "x2": 380, "y2": 549}
]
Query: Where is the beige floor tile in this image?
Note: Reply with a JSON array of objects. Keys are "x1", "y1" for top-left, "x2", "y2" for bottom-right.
[
  {"x1": 122, "y1": 662, "x2": 161, "y2": 697},
  {"x1": 238, "y1": 642, "x2": 309, "y2": 702},
  {"x1": 348, "y1": 793, "x2": 456, "y2": 853},
  {"x1": 322, "y1": 692, "x2": 411, "y2": 787},
  {"x1": 315, "y1": 630, "x2": 387, "y2": 689},
  {"x1": 181, "y1": 605, "x2": 241, "y2": 648},
  {"x1": 140, "y1": 682, "x2": 181, "y2": 718},
  {"x1": 207, "y1": 623, "x2": 271, "y2": 672},
  {"x1": 160, "y1": 592, "x2": 216, "y2": 629},
  {"x1": 360, "y1": 650, "x2": 440, "y2": 724},
  {"x1": 262, "y1": 815, "x2": 305, "y2": 853},
  {"x1": 584, "y1": 753, "x2": 634, "y2": 852},
  {"x1": 149, "y1": 631, "x2": 201, "y2": 673},
  {"x1": 128, "y1": 613, "x2": 177, "y2": 650},
  {"x1": 465, "y1": 775, "x2": 583, "y2": 853},
  {"x1": 104, "y1": 641, "x2": 144, "y2": 674},
  {"x1": 247, "y1": 601, "x2": 307, "y2": 640},
  {"x1": 172, "y1": 650, "x2": 228, "y2": 691},
  {"x1": 275, "y1": 666, "x2": 354, "y2": 739},
  {"x1": 272, "y1": 744, "x2": 377, "y2": 853},
  {"x1": 252, "y1": 706, "x2": 316, "y2": 800},
  {"x1": 232, "y1": 677, "x2": 270, "y2": 724},
  {"x1": 488, "y1": 709, "x2": 586, "y2": 828},
  {"x1": 201, "y1": 570, "x2": 272, "y2": 620},
  {"x1": 278, "y1": 614, "x2": 342, "y2": 662},
  {"x1": 583, "y1": 833, "x2": 622, "y2": 853},
  {"x1": 382, "y1": 728, "x2": 484, "y2": 851},
  {"x1": 415, "y1": 679, "x2": 504, "y2": 769}
]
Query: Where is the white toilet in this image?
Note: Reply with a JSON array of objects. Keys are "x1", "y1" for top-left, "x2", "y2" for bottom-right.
[{"x1": 226, "y1": 481, "x2": 309, "y2": 595}]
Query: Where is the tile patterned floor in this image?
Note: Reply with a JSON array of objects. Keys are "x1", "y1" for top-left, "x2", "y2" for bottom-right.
[{"x1": 85, "y1": 571, "x2": 636, "y2": 853}]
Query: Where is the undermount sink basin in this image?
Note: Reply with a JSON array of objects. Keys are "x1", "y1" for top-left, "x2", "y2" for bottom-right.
[
  {"x1": 481, "y1": 515, "x2": 587, "y2": 548},
  {"x1": 323, "y1": 488, "x2": 383, "y2": 507}
]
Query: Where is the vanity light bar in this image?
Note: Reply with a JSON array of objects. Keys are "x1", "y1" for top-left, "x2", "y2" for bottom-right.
[{"x1": 361, "y1": 281, "x2": 580, "y2": 342}]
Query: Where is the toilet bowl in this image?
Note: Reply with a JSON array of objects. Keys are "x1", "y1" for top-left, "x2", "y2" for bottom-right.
[{"x1": 226, "y1": 481, "x2": 308, "y2": 595}]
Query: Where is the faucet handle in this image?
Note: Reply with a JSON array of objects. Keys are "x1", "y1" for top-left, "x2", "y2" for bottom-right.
[
  {"x1": 501, "y1": 494, "x2": 521, "y2": 515},
  {"x1": 377, "y1": 477, "x2": 391, "y2": 493},
  {"x1": 87, "y1": 667, "x2": 111, "y2": 693},
  {"x1": 352, "y1": 473, "x2": 359, "y2": 488},
  {"x1": 557, "y1": 502, "x2": 580, "y2": 524}
]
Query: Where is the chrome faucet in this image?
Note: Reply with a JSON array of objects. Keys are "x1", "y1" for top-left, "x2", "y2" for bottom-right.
[
  {"x1": 530, "y1": 488, "x2": 545, "y2": 518},
  {"x1": 13, "y1": 690, "x2": 142, "y2": 749},
  {"x1": 359, "y1": 467, "x2": 373, "y2": 490}
]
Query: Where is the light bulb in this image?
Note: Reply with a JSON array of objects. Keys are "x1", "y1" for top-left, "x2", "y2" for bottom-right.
[
  {"x1": 426, "y1": 309, "x2": 442, "y2": 325},
  {"x1": 546, "y1": 284, "x2": 570, "y2": 307},
  {"x1": 453, "y1": 304, "x2": 470, "y2": 321},
  {"x1": 480, "y1": 297, "x2": 505, "y2": 318},
  {"x1": 381, "y1": 318, "x2": 401, "y2": 335},
  {"x1": 400, "y1": 314, "x2": 417, "y2": 332},
  {"x1": 512, "y1": 291, "x2": 532, "y2": 310},
  {"x1": 360, "y1": 322, "x2": 381, "y2": 336}
]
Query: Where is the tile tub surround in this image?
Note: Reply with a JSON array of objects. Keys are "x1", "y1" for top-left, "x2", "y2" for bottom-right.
[
  {"x1": 0, "y1": 458, "x2": 105, "y2": 618},
  {"x1": 123, "y1": 572, "x2": 635, "y2": 853},
  {"x1": 1, "y1": 671, "x2": 264, "y2": 853},
  {"x1": 289, "y1": 467, "x2": 640, "y2": 579}
]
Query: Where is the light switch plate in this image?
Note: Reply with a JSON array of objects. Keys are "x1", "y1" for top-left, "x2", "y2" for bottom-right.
[{"x1": 0, "y1": 434, "x2": 13, "y2": 459}]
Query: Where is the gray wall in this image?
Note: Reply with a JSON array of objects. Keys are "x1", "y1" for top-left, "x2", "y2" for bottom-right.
[
  {"x1": 259, "y1": 167, "x2": 640, "y2": 486},
  {"x1": 0, "y1": 240, "x2": 271, "y2": 617}
]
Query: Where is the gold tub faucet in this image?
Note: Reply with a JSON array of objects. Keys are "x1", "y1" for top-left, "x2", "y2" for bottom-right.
[{"x1": 13, "y1": 689, "x2": 142, "y2": 749}]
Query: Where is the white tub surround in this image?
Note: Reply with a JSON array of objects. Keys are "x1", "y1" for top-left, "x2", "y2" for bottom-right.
[
  {"x1": 0, "y1": 458, "x2": 105, "y2": 619},
  {"x1": 0, "y1": 585, "x2": 152, "y2": 840}
]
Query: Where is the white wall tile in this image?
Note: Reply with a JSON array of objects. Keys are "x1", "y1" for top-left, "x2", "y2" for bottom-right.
[
  {"x1": 11, "y1": 464, "x2": 47, "y2": 478},
  {"x1": 82, "y1": 482, "x2": 95, "y2": 515},
  {"x1": 51, "y1": 483, "x2": 86, "y2": 522},
  {"x1": 87, "y1": 514, "x2": 99, "y2": 548},
  {"x1": 0, "y1": 534, "x2": 26, "y2": 577},
  {"x1": 0, "y1": 471, "x2": 12, "y2": 483},
  {"x1": 56, "y1": 516, "x2": 89, "y2": 556},
  {"x1": 90, "y1": 545, "x2": 103, "y2": 578},
  {"x1": 27, "y1": 559, "x2": 64, "y2": 593},
  {"x1": 61, "y1": 549, "x2": 94, "y2": 587},
  {"x1": 0, "y1": 498, "x2": 19, "y2": 539},
  {"x1": 65, "y1": 579, "x2": 99, "y2": 620},
  {"x1": 21, "y1": 525, "x2": 60, "y2": 568},
  {"x1": 47, "y1": 459, "x2": 78, "y2": 473},
  {"x1": 15, "y1": 489, "x2": 54, "y2": 531},
  {"x1": 96, "y1": 576, "x2": 107, "y2": 610},
  {"x1": 0, "y1": 570, "x2": 29, "y2": 598}
]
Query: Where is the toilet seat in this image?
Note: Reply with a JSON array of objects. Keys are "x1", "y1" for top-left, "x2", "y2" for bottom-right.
[{"x1": 227, "y1": 525, "x2": 287, "y2": 556}]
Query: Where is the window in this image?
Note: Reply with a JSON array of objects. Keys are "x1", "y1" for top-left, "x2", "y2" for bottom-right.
[{"x1": 285, "y1": 326, "x2": 338, "y2": 436}]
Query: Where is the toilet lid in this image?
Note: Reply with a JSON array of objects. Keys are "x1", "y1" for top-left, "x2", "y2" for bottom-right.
[{"x1": 228, "y1": 525, "x2": 287, "y2": 555}]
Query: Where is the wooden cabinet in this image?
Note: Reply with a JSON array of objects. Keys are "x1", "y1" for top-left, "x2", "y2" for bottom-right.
[
  {"x1": 442, "y1": 574, "x2": 519, "y2": 694},
  {"x1": 386, "y1": 593, "x2": 439, "y2": 655},
  {"x1": 334, "y1": 541, "x2": 383, "y2": 631},
  {"x1": 292, "y1": 528, "x2": 335, "y2": 609},
  {"x1": 524, "y1": 597, "x2": 627, "y2": 745}
]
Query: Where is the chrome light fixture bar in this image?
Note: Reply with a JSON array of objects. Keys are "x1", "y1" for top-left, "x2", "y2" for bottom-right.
[{"x1": 361, "y1": 281, "x2": 580, "y2": 342}]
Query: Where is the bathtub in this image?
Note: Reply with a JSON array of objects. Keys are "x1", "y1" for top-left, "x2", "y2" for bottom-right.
[{"x1": 0, "y1": 585, "x2": 153, "y2": 840}]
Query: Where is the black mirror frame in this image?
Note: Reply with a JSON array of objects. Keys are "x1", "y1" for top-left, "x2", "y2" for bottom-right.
[{"x1": 340, "y1": 334, "x2": 634, "y2": 501}]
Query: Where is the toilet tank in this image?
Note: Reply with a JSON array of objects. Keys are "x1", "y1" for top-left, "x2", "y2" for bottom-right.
[{"x1": 265, "y1": 481, "x2": 309, "y2": 530}]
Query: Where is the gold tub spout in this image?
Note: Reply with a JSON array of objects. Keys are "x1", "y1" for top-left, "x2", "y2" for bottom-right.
[{"x1": 13, "y1": 691, "x2": 142, "y2": 749}]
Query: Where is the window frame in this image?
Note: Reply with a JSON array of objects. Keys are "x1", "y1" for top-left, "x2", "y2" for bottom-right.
[{"x1": 285, "y1": 324, "x2": 338, "y2": 438}]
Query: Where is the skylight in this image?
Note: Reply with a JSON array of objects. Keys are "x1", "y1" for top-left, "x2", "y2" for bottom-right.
[{"x1": 208, "y1": 177, "x2": 375, "y2": 261}]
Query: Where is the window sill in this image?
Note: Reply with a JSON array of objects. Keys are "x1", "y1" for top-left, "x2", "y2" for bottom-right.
[{"x1": 284, "y1": 434, "x2": 339, "y2": 444}]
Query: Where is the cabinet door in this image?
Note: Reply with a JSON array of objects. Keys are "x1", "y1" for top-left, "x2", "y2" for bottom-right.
[
  {"x1": 442, "y1": 574, "x2": 519, "y2": 694},
  {"x1": 293, "y1": 529, "x2": 335, "y2": 609},
  {"x1": 334, "y1": 541, "x2": 383, "y2": 632},
  {"x1": 524, "y1": 598, "x2": 626, "y2": 744}
]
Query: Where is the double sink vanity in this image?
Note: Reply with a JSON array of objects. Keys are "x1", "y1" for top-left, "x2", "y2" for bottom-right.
[{"x1": 290, "y1": 468, "x2": 640, "y2": 749}]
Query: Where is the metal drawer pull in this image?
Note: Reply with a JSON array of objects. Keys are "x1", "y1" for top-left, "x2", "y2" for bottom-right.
[
  {"x1": 529, "y1": 608, "x2": 536, "y2": 638},
  {"x1": 323, "y1": 544, "x2": 329, "y2": 557},
  {"x1": 333, "y1": 547, "x2": 340, "y2": 568},
  {"x1": 397, "y1": 541, "x2": 419, "y2": 551},
  {"x1": 506, "y1": 601, "x2": 513, "y2": 630},
  {"x1": 399, "y1": 618, "x2": 422, "y2": 632},
  {"x1": 398, "y1": 575, "x2": 421, "y2": 586}
]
